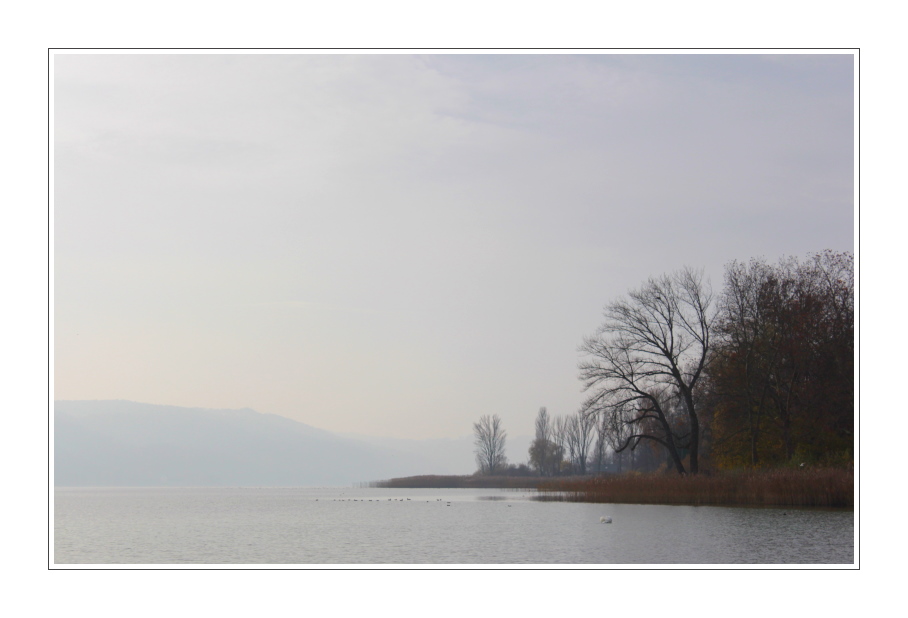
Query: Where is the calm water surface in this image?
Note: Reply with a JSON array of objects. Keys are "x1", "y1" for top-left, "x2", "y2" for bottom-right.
[{"x1": 54, "y1": 487, "x2": 854, "y2": 565}]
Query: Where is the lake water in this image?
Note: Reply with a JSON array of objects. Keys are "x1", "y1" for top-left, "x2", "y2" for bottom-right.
[{"x1": 53, "y1": 487, "x2": 854, "y2": 565}]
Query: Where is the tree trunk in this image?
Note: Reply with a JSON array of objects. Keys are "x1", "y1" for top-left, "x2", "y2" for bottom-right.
[
  {"x1": 689, "y1": 414, "x2": 699, "y2": 474},
  {"x1": 682, "y1": 389, "x2": 699, "y2": 474},
  {"x1": 668, "y1": 444, "x2": 687, "y2": 474}
]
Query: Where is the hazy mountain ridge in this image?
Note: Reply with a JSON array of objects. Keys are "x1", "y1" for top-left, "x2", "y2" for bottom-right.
[{"x1": 54, "y1": 400, "x2": 476, "y2": 486}]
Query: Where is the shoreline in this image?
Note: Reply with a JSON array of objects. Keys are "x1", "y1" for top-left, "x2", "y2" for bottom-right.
[{"x1": 370, "y1": 468, "x2": 854, "y2": 508}]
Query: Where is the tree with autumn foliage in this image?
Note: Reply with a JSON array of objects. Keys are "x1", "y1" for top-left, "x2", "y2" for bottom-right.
[{"x1": 706, "y1": 251, "x2": 854, "y2": 468}]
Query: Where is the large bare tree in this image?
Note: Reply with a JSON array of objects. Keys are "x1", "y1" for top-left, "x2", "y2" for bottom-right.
[
  {"x1": 579, "y1": 267, "x2": 714, "y2": 474},
  {"x1": 473, "y1": 414, "x2": 508, "y2": 475}
]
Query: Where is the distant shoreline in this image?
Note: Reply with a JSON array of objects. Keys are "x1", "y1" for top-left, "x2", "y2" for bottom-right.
[
  {"x1": 366, "y1": 475, "x2": 546, "y2": 489},
  {"x1": 370, "y1": 468, "x2": 854, "y2": 508}
]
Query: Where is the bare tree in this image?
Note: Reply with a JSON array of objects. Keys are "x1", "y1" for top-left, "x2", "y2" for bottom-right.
[
  {"x1": 473, "y1": 414, "x2": 508, "y2": 475},
  {"x1": 552, "y1": 415, "x2": 569, "y2": 475},
  {"x1": 563, "y1": 415, "x2": 578, "y2": 473},
  {"x1": 579, "y1": 267, "x2": 715, "y2": 474},
  {"x1": 572, "y1": 410, "x2": 596, "y2": 475},
  {"x1": 603, "y1": 402, "x2": 634, "y2": 472},
  {"x1": 592, "y1": 410, "x2": 608, "y2": 473}
]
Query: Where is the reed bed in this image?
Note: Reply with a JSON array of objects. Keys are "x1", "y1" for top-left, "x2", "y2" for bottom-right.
[{"x1": 536, "y1": 468, "x2": 853, "y2": 508}]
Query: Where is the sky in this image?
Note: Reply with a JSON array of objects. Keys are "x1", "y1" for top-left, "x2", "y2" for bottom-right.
[{"x1": 53, "y1": 52, "x2": 855, "y2": 442}]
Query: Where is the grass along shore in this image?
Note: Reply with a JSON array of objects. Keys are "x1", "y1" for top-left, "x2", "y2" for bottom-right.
[
  {"x1": 537, "y1": 468, "x2": 853, "y2": 508},
  {"x1": 370, "y1": 468, "x2": 853, "y2": 508}
]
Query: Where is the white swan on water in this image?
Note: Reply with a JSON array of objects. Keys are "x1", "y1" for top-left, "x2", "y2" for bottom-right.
[{"x1": 600, "y1": 516, "x2": 612, "y2": 524}]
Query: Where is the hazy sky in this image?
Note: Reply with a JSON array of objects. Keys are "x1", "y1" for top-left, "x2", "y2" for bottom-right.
[{"x1": 53, "y1": 52, "x2": 854, "y2": 441}]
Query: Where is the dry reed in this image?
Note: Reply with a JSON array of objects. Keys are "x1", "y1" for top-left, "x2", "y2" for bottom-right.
[{"x1": 536, "y1": 468, "x2": 853, "y2": 508}]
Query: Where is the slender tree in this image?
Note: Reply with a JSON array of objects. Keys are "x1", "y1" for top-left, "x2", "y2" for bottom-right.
[
  {"x1": 535, "y1": 407, "x2": 551, "y2": 444},
  {"x1": 473, "y1": 414, "x2": 508, "y2": 475},
  {"x1": 529, "y1": 407, "x2": 562, "y2": 476},
  {"x1": 591, "y1": 410, "x2": 608, "y2": 473},
  {"x1": 565, "y1": 412, "x2": 596, "y2": 474},
  {"x1": 552, "y1": 415, "x2": 569, "y2": 475},
  {"x1": 574, "y1": 410, "x2": 596, "y2": 474}
]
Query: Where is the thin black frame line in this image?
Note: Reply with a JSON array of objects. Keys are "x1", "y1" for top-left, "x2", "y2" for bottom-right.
[{"x1": 47, "y1": 47, "x2": 860, "y2": 51}]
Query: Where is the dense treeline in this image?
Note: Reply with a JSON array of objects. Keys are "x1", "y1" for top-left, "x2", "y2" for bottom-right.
[
  {"x1": 468, "y1": 250, "x2": 853, "y2": 477},
  {"x1": 577, "y1": 250, "x2": 854, "y2": 474},
  {"x1": 705, "y1": 250, "x2": 854, "y2": 469}
]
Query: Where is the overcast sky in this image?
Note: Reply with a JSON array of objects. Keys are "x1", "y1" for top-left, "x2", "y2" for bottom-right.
[{"x1": 53, "y1": 52, "x2": 854, "y2": 442}]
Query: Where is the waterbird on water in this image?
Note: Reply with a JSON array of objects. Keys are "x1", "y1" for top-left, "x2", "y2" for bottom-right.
[{"x1": 600, "y1": 516, "x2": 612, "y2": 524}]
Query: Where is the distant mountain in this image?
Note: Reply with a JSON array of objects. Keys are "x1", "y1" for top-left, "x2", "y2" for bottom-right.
[{"x1": 54, "y1": 400, "x2": 470, "y2": 487}]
